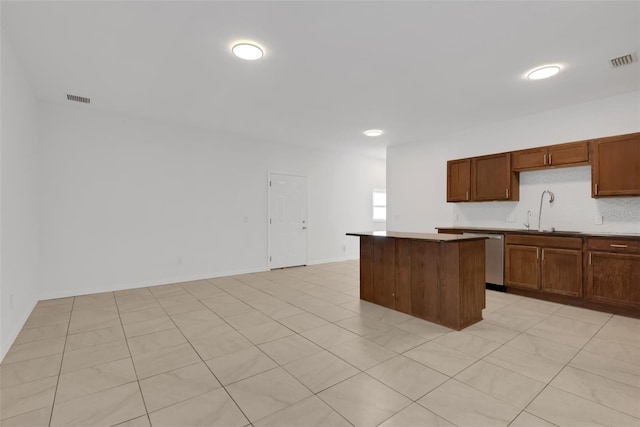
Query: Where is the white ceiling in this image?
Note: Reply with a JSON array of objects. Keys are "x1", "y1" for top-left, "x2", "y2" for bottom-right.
[{"x1": 3, "y1": 1, "x2": 639, "y2": 159}]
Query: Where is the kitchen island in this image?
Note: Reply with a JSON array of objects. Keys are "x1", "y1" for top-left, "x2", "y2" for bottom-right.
[{"x1": 346, "y1": 231, "x2": 487, "y2": 330}]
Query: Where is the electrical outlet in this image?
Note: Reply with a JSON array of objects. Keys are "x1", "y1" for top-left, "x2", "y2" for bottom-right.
[
  {"x1": 453, "y1": 212, "x2": 458, "y2": 221},
  {"x1": 243, "y1": 216, "x2": 248, "y2": 223},
  {"x1": 177, "y1": 256, "x2": 183, "y2": 265},
  {"x1": 342, "y1": 244, "x2": 346, "y2": 252},
  {"x1": 594, "y1": 215, "x2": 603, "y2": 225},
  {"x1": 506, "y1": 214, "x2": 515, "y2": 223}
]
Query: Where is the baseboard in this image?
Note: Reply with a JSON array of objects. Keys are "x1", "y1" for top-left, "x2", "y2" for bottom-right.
[
  {"x1": 486, "y1": 283, "x2": 506, "y2": 292},
  {"x1": 307, "y1": 255, "x2": 359, "y2": 265},
  {"x1": 1, "y1": 298, "x2": 38, "y2": 363},
  {"x1": 37, "y1": 266, "x2": 268, "y2": 301}
]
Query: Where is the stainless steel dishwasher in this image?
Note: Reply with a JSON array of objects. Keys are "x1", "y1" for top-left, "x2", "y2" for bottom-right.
[{"x1": 463, "y1": 233, "x2": 504, "y2": 287}]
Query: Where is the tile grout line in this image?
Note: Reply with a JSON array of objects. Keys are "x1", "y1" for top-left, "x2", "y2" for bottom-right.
[
  {"x1": 180, "y1": 275, "x2": 363, "y2": 426},
  {"x1": 528, "y1": 314, "x2": 640, "y2": 421},
  {"x1": 113, "y1": 290, "x2": 153, "y2": 425},
  {"x1": 47, "y1": 296, "x2": 75, "y2": 427},
  {"x1": 255, "y1": 274, "x2": 447, "y2": 424},
  {"x1": 181, "y1": 278, "x2": 364, "y2": 426},
  {"x1": 402, "y1": 299, "x2": 581, "y2": 426},
  {"x1": 9, "y1": 263, "x2": 637, "y2": 427},
  {"x1": 498, "y1": 301, "x2": 618, "y2": 426},
  {"x1": 147, "y1": 282, "x2": 255, "y2": 425}
]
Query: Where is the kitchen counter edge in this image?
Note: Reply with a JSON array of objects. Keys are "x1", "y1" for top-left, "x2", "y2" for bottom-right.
[
  {"x1": 436, "y1": 227, "x2": 639, "y2": 239},
  {"x1": 346, "y1": 231, "x2": 488, "y2": 242}
]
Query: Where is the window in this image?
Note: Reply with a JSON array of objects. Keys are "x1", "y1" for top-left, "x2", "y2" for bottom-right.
[{"x1": 373, "y1": 189, "x2": 387, "y2": 221}]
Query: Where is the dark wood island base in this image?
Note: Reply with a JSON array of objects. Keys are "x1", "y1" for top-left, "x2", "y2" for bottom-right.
[{"x1": 347, "y1": 232, "x2": 487, "y2": 330}]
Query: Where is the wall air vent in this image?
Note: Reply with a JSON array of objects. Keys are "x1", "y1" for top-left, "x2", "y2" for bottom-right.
[
  {"x1": 610, "y1": 54, "x2": 634, "y2": 68},
  {"x1": 67, "y1": 94, "x2": 90, "y2": 104}
]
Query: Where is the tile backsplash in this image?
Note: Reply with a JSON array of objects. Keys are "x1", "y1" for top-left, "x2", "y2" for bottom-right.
[{"x1": 453, "y1": 166, "x2": 640, "y2": 234}]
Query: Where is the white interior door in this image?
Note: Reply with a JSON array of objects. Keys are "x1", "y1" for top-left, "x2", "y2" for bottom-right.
[{"x1": 269, "y1": 173, "x2": 308, "y2": 269}]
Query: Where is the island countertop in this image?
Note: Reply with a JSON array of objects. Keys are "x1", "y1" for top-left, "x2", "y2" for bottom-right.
[{"x1": 346, "y1": 231, "x2": 488, "y2": 242}]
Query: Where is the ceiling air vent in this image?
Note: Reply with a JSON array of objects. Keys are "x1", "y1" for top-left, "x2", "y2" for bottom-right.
[
  {"x1": 610, "y1": 54, "x2": 634, "y2": 68},
  {"x1": 67, "y1": 94, "x2": 90, "y2": 104}
]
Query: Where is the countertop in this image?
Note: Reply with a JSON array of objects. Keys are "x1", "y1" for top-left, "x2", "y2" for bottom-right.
[
  {"x1": 436, "y1": 226, "x2": 640, "y2": 239},
  {"x1": 346, "y1": 231, "x2": 488, "y2": 242}
]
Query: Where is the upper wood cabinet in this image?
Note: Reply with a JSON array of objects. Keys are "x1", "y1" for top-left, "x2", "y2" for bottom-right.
[
  {"x1": 513, "y1": 141, "x2": 590, "y2": 171},
  {"x1": 447, "y1": 153, "x2": 518, "y2": 202},
  {"x1": 446, "y1": 132, "x2": 637, "y2": 203},
  {"x1": 592, "y1": 132, "x2": 640, "y2": 197},
  {"x1": 446, "y1": 159, "x2": 471, "y2": 202},
  {"x1": 472, "y1": 153, "x2": 519, "y2": 201}
]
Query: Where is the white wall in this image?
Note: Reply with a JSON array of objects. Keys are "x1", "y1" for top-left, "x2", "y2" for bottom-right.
[
  {"x1": 387, "y1": 91, "x2": 640, "y2": 235},
  {"x1": 37, "y1": 103, "x2": 385, "y2": 299},
  {"x1": 1, "y1": 33, "x2": 40, "y2": 360}
]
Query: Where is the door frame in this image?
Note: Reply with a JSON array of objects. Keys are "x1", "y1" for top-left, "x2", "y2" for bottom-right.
[{"x1": 267, "y1": 171, "x2": 309, "y2": 269}]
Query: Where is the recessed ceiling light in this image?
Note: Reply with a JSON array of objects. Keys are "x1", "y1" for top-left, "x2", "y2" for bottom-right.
[
  {"x1": 364, "y1": 129, "x2": 384, "y2": 137},
  {"x1": 527, "y1": 65, "x2": 561, "y2": 80},
  {"x1": 232, "y1": 42, "x2": 264, "y2": 60}
]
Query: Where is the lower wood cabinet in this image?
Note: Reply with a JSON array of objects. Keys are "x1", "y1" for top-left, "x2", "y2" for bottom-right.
[
  {"x1": 586, "y1": 238, "x2": 640, "y2": 307},
  {"x1": 440, "y1": 228, "x2": 640, "y2": 317},
  {"x1": 505, "y1": 234, "x2": 582, "y2": 297}
]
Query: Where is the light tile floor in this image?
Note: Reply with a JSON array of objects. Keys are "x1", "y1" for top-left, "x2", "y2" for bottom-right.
[{"x1": 1, "y1": 260, "x2": 639, "y2": 426}]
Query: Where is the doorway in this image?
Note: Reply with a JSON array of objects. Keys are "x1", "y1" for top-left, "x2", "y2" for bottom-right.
[{"x1": 268, "y1": 172, "x2": 308, "y2": 269}]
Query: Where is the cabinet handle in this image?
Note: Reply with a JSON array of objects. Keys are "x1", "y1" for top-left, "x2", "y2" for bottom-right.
[
  {"x1": 543, "y1": 154, "x2": 547, "y2": 165},
  {"x1": 589, "y1": 252, "x2": 592, "y2": 265},
  {"x1": 610, "y1": 244, "x2": 628, "y2": 248},
  {"x1": 466, "y1": 190, "x2": 469, "y2": 200},
  {"x1": 541, "y1": 249, "x2": 545, "y2": 261},
  {"x1": 537, "y1": 248, "x2": 540, "y2": 259},
  {"x1": 549, "y1": 154, "x2": 552, "y2": 165},
  {"x1": 595, "y1": 183, "x2": 598, "y2": 195},
  {"x1": 506, "y1": 188, "x2": 509, "y2": 199}
]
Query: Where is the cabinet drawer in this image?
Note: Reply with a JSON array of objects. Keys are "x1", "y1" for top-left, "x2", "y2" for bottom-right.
[
  {"x1": 588, "y1": 238, "x2": 640, "y2": 254},
  {"x1": 506, "y1": 234, "x2": 582, "y2": 250}
]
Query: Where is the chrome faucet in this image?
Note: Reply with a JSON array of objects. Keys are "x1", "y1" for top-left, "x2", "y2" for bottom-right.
[
  {"x1": 523, "y1": 210, "x2": 531, "y2": 230},
  {"x1": 538, "y1": 190, "x2": 555, "y2": 231}
]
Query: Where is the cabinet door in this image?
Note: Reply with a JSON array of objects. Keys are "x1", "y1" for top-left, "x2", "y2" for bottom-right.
[
  {"x1": 592, "y1": 133, "x2": 640, "y2": 197},
  {"x1": 472, "y1": 153, "x2": 517, "y2": 201},
  {"x1": 548, "y1": 141, "x2": 589, "y2": 167},
  {"x1": 586, "y1": 251, "x2": 640, "y2": 307},
  {"x1": 505, "y1": 244, "x2": 540, "y2": 290},
  {"x1": 447, "y1": 159, "x2": 471, "y2": 202},
  {"x1": 541, "y1": 248, "x2": 582, "y2": 297},
  {"x1": 512, "y1": 147, "x2": 547, "y2": 171}
]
